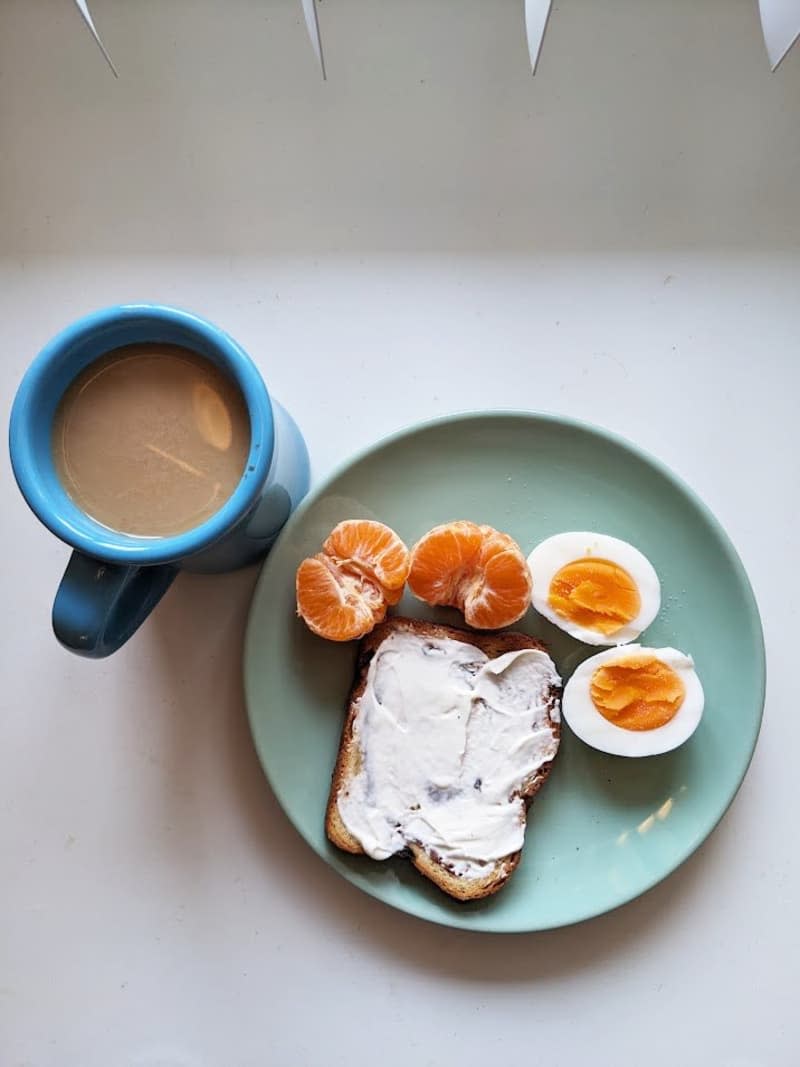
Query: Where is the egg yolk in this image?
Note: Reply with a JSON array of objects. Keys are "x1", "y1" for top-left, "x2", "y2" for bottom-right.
[
  {"x1": 548, "y1": 557, "x2": 641, "y2": 635},
  {"x1": 590, "y1": 655, "x2": 685, "y2": 731}
]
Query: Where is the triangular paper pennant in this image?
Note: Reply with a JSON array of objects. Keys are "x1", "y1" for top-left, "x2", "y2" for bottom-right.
[
  {"x1": 72, "y1": 0, "x2": 117, "y2": 76},
  {"x1": 759, "y1": 0, "x2": 800, "y2": 69}
]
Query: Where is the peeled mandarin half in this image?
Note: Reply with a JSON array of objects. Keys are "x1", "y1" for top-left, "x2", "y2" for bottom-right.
[
  {"x1": 296, "y1": 520, "x2": 410, "y2": 641},
  {"x1": 408, "y1": 521, "x2": 532, "y2": 629}
]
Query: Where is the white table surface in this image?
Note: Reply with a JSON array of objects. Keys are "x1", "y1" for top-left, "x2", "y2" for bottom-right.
[{"x1": 2, "y1": 2, "x2": 799, "y2": 1065}]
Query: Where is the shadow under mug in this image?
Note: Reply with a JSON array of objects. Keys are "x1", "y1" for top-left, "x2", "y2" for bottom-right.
[{"x1": 9, "y1": 304, "x2": 310, "y2": 658}]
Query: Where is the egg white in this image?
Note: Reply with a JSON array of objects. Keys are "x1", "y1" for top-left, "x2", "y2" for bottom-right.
[
  {"x1": 562, "y1": 645, "x2": 705, "y2": 757},
  {"x1": 527, "y1": 531, "x2": 661, "y2": 645}
]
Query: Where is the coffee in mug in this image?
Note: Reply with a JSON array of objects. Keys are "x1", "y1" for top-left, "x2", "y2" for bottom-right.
[{"x1": 51, "y1": 343, "x2": 250, "y2": 537}]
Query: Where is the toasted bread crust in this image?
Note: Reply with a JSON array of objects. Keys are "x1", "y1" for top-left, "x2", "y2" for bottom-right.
[{"x1": 325, "y1": 617, "x2": 561, "y2": 901}]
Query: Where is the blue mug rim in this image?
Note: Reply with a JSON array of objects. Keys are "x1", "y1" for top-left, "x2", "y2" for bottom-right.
[{"x1": 9, "y1": 303, "x2": 275, "y2": 567}]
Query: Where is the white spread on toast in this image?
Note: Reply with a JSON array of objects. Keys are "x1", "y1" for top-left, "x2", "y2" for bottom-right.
[{"x1": 336, "y1": 632, "x2": 561, "y2": 879}]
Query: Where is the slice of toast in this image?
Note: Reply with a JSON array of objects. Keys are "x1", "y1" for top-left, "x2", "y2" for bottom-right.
[{"x1": 326, "y1": 617, "x2": 562, "y2": 902}]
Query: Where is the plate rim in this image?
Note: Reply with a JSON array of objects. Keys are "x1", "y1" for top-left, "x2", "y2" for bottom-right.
[{"x1": 243, "y1": 409, "x2": 766, "y2": 933}]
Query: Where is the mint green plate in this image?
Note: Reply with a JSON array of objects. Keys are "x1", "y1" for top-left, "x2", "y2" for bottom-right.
[{"x1": 244, "y1": 412, "x2": 765, "y2": 932}]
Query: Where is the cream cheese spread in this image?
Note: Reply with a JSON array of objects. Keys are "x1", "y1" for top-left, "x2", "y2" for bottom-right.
[{"x1": 336, "y1": 631, "x2": 561, "y2": 879}]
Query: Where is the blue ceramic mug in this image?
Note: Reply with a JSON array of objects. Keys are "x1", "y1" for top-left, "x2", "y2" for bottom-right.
[{"x1": 9, "y1": 304, "x2": 310, "y2": 658}]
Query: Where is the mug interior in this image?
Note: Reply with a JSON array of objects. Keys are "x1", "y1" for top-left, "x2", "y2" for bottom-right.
[{"x1": 10, "y1": 304, "x2": 275, "y2": 566}]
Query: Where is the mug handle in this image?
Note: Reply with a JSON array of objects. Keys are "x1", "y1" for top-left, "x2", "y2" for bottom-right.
[{"x1": 52, "y1": 551, "x2": 177, "y2": 658}]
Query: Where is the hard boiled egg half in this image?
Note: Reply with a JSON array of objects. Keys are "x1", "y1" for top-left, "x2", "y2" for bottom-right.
[
  {"x1": 527, "y1": 532, "x2": 661, "y2": 645},
  {"x1": 563, "y1": 645, "x2": 704, "y2": 756}
]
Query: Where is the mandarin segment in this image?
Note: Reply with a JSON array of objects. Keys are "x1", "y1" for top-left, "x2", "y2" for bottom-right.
[
  {"x1": 478, "y1": 526, "x2": 519, "y2": 556},
  {"x1": 296, "y1": 520, "x2": 410, "y2": 641},
  {"x1": 323, "y1": 519, "x2": 411, "y2": 592},
  {"x1": 383, "y1": 583, "x2": 405, "y2": 606},
  {"x1": 465, "y1": 541, "x2": 533, "y2": 629},
  {"x1": 408, "y1": 521, "x2": 532, "y2": 629},
  {"x1": 407, "y1": 521, "x2": 483, "y2": 605}
]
